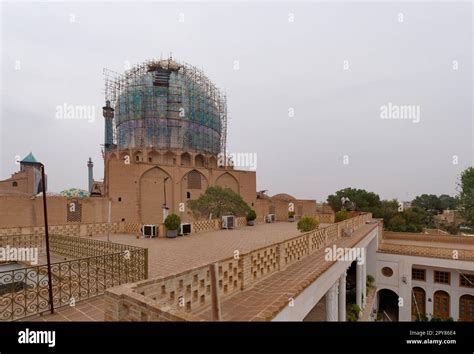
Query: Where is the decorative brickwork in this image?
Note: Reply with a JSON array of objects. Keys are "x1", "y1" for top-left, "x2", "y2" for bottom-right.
[
  {"x1": 283, "y1": 235, "x2": 309, "y2": 266},
  {"x1": 250, "y1": 245, "x2": 279, "y2": 281}
]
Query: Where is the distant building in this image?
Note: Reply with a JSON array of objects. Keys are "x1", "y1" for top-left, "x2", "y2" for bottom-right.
[{"x1": 0, "y1": 152, "x2": 46, "y2": 196}]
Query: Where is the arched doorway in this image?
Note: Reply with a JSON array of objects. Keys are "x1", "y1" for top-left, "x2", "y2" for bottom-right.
[
  {"x1": 181, "y1": 170, "x2": 208, "y2": 203},
  {"x1": 377, "y1": 289, "x2": 399, "y2": 322},
  {"x1": 433, "y1": 290, "x2": 450, "y2": 320},
  {"x1": 139, "y1": 167, "x2": 172, "y2": 225},
  {"x1": 215, "y1": 173, "x2": 239, "y2": 194},
  {"x1": 459, "y1": 294, "x2": 474, "y2": 321},
  {"x1": 411, "y1": 287, "x2": 426, "y2": 321}
]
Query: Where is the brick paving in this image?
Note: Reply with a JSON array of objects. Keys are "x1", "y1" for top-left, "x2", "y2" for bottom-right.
[
  {"x1": 197, "y1": 223, "x2": 378, "y2": 321},
  {"x1": 21, "y1": 297, "x2": 105, "y2": 322},
  {"x1": 26, "y1": 222, "x2": 327, "y2": 322}
]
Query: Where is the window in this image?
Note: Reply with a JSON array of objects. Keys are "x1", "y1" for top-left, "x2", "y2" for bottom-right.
[
  {"x1": 434, "y1": 271, "x2": 450, "y2": 284},
  {"x1": 187, "y1": 171, "x2": 202, "y2": 189},
  {"x1": 411, "y1": 287, "x2": 426, "y2": 319},
  {"x1": 433, "y1": 291, "x2": 450, "y2": 320},
  {"x1": 118, "y1": 197, "x2": 122, "y2": 202},
  {"x1": 187, "y1": 192, "x2": 191, "y2": 199},
  {"x1": 460, "y1": 273, "x2": 474, "y2": 288},
  {"x1": 459, "y1": 295, "x2": 474, "y2": 321},
  {"x1": 412, "y1": 268, "x2": 426, "y2": 281},
  {"x1": 12, "y1": 181, "x2": 17, "y2": 187},
  {"x1": 381, "y1": 267, "x2": 393, "y2": 277}
]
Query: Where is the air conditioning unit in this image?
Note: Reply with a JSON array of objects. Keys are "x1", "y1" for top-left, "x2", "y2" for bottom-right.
[
  {"x1": 179, "y1": 223, "x2": 192, "y2": 236},
  {"x1": 142, "y1": 224, "x2": 157, "y2": 238},
  {"x1": 266, "y1": 214, "x2": 276, "y2": 223},
  {"x1": 221, "y1": 215, "x2": 235, "y2": 229}
]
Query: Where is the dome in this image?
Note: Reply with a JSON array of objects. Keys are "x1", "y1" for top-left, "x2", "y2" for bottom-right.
[
  {"x1": 112, "y1": 59, "x2": 225, "y2": 156},
  {"x1": 59, "y1": 188, "x2": 89, "y2": 198},
  {"x1": 272, "y1": 193, "x2": 296, "y2": 202}
]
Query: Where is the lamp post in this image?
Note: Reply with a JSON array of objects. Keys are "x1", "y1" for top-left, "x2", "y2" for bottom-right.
[
  {"x1": 39, "y1": 163, "x2": 54, "y2": 315},
  {"x1": 162, "y1": 177, "x2": 170, "y2": 223},
  {"x1": 163, "y1": 177, "x2": 169, "y2": 207}
]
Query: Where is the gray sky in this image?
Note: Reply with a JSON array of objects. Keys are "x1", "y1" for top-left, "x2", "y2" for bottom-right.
[{"x1": 1, "y1": 1, "x2": 472, "y2": 202}]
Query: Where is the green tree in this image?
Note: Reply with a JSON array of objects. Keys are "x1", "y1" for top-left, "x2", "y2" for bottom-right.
[
  {"x1": 403, "y1": 207, "x2": 431, "y2": 232},
  {"x1": 388, "y1": 215, "x2": 407, "y2": 232},
  {"x1": 335, "y1": 210, "x2": 349, "y2": 222},
  {"x1": 412, "y1": 194, "x2": 441, "y2": 213},
  {"x1": 327, "y1": 188, "x2": 381, "y2": 212},
  {"x1": 458, "y1": 167, "x2": 474, "y2": 228},
  {"x1": 438, "y1": 194, "x2": 458, "y2": 211},
  {"x1": 297, "y1": 216, "x2": 319, "y2": 232},
  {"x1": 187, "y1": 186, "x2": 251, "y2": 219}
]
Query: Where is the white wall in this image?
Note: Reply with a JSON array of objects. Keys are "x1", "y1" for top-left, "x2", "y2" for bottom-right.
[{"x1": 375, "y1": 252, "x2": 474, "y2": 321}]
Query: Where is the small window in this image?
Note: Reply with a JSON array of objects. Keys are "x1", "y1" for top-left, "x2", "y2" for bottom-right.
[
  {"x1": 412, "y1": 268, "x2": 426, "y2": 281},
  {"x1": 186, "y1": 192, "x2": 191, "y2": 199},
  {"x1": 381, "y1": 267, "x2": 393, "y2": 277},
  {"x1": 121, "y1": 218, "x2": 125, "y2": 222},
  {"x1": 434, "y1": 271, "x2": 450, "y2": 285},
  {"x1": 118, "y1": 197, "x2": 122, "y2": 202},
  {"x1": 12, "y1": 181, "x2": 17, "y2": 187},
  {"x1": 136, "y1": 155, "x2": 140, "y2": 162},
  {"x1": 460, "y1": 273, "x2": 474, "y2": 288},
  {"x1": 148, "y1": 157, "x2": 152, "y2": 162},
  {"x1": 187, "y1": 171, "x2": 202, "y2": 189}
]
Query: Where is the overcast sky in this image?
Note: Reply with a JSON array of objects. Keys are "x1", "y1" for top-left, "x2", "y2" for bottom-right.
[{"x1": 1, "y1": 1, "x2": 472, "y2": 202}]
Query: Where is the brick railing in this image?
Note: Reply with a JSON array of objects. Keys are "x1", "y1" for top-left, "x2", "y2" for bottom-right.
[
  {"x1": 0, "y1": 222, "x2": 124, "y2": 238},
  {"x1": 379, "y1": 231, "x2": 474, "y2": 261},
  {"x1": 105, "y1": 213, "x2": 373, "y2": 321},
  {"x1": 0, "y1": 234, "x2": 45, "y2": 255},
  {"x1": 378, "y1": 243, "x2": 474, "y2": 261},
  {"x1": 383, "y1": 231, "x2": 474, "y2": 245}
]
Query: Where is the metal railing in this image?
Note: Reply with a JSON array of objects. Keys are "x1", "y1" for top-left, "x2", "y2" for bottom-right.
[{"x1": 0, "y1": 234, "x2": 148, "y2": 321}]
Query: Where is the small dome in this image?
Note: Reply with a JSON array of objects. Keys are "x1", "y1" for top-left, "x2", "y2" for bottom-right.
[
  {"x1": 272, "y1": 193, "x2": 296, "y2": 201},
  {"x1": 59, "y1": 188, "x2": 89, "y2": 198}
]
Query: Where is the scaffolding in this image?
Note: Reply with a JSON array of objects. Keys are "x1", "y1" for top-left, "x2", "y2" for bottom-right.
[{"x1": 103, "y1": 58, "x2": 227, "y2": 156}]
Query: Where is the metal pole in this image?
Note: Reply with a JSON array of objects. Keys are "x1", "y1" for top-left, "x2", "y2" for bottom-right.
[
  {"x1": 40, "y1": 164, "x2": 54, "y2": 315},
  {"x1": 163, "y1": 177, "x2": 167, "y2": 207},
  {"x1": 107, "y1": 199, "x2": 111, "y2": 242}
]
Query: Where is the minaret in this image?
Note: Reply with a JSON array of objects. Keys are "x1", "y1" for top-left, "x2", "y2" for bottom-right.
[
  {"x1": 102, "y1": 100, "x2": 115, "y2": 151},
  {"x1": 87, "y1": 157, "x2": 94, "y2": 193}
]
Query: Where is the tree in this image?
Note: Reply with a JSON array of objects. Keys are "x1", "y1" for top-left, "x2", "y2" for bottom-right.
[
  {"x1": 458, "y1": 167, "x2": 474, "y2": 228},
  {"x1": 335, "y1": 210, "x2": 349, "y2": 222},
  {"x1": 187, "y1": 186, "x2": 251, "y2": 219},
  {"x1": 412, "y1": 194, "x2": 441, "y2": 213},
  {"x1": 388, "y1": 215, "x2": 407, "y2": 232},
  {"x1": 438, "y1": 194, "x2": 458, "y2": 211},
  {"x1": 297, "y1": 216, "x2": 319, "y2": 232},
  {"x1": 327, "y1": 188, "x2": 381, "y2": 212},
  {"x1": 403, "y1": 207, "x2": 431, "y2": 232}
]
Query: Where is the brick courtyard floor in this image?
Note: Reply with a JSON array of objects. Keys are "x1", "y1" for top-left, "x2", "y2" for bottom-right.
[
  {"x1": 197, "y1": 223, "x2": 378, "y2": 321},
  {"x1": 26, "y1": 222, "x2": 327, "y2": 322}
]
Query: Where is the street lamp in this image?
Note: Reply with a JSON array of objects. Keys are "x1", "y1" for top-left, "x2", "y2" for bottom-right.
[
  {"x1": 25, "y1": 161, "x2": 54, "y2": 315},
  {"x1": 162, "y1": 177, "x2": 170, "y2": 222}
]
